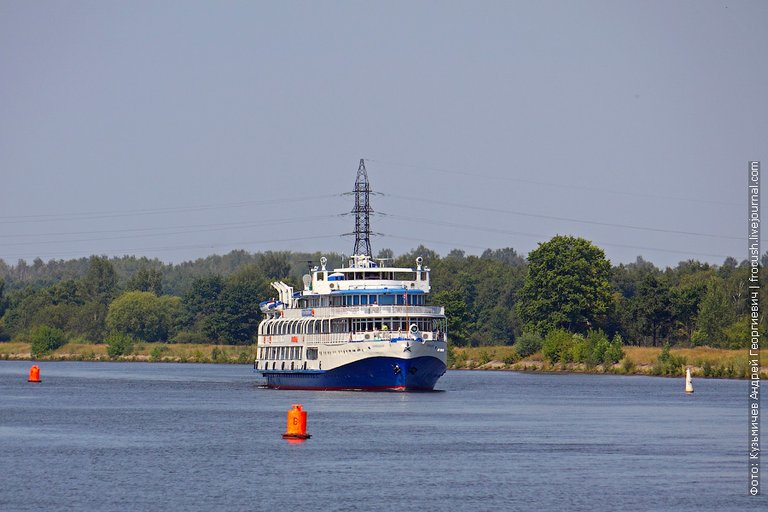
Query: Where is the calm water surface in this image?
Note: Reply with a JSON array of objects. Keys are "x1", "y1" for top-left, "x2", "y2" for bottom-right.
[{"x1": 0, "y1": 361, "x2": 761, "y2": 511}]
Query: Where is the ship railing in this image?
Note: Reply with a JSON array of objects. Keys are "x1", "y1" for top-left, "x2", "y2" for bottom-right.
[
  {"x1": 259, "y1": 331, "x2": 447, "y2": 346},
  {"x1": 280, "y1": 305, "x2": 444, "y2": 319}
]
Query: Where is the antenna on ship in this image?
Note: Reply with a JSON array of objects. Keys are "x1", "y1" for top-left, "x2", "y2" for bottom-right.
[{"x1": 352, "y1": 158, "x2": 373, "y2": 257}]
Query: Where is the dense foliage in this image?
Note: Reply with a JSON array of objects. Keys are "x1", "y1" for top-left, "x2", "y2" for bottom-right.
[
  {"x1": 0, "y1": 240, "x2": 764, "y2": 350},
  {"x1": 29, "y1": 325, "x2": 67, "y2": 357},
  {"x1": 517, "y1": 236, "x2": 612, "y2": 334}
]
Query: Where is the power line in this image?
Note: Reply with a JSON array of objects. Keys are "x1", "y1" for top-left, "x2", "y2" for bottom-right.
[
  {"x1": 0, "y1": 193, "x2": 344, "y2": 224},
  {"x1": 366, "y1": 158, "x2": 738, "y2": 207},
  {"x1": 382, "y1": 192, "x2": 744, "y2": 242},
  {"x1": 1, "y1": 234, "x2": 343, "y2": 261},
  {"x1": 0, "y1": 214, "x2": 345, "y2": 247}
]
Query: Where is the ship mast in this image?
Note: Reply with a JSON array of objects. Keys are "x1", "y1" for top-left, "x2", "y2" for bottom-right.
[{"x1": 352, "y1": 159, "x2": 373, "y2": 257}]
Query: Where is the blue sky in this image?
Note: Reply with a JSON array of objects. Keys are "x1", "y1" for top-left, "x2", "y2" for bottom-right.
[{"x1": 1, "y1": 1, "x2": 766, "y2": 268}]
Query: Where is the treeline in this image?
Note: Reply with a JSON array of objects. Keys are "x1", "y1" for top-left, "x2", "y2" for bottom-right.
[{"x1": 0, "y1": 240, "x2": 764, "y2": 349}]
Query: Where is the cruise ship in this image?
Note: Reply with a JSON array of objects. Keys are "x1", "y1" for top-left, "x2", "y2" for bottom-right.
[{"x1": 253, "y1": 161, "x2": 448, "y2": 390}]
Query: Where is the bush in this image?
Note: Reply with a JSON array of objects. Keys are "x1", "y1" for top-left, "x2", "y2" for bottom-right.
[
  {"x1": 211, "y1": 346, "x2": 229, "y2": 363},
  {"x1": 621, "y1": 356, "x2": 636, "y2": 374},
  {"x1": 542, "y1": 329, "x2": 576, "y2": 365},
  {"x1": 150, "y1": 345, "x2": 168, "y2": 362},
  {"x1": 651, "y1": 343, "x2": 687, "y2": 376},
  {"x1": 503, "y1": 352, "x2": 520, "y2": 365},
  {"x1": 106, "y1": 332, "x2": 134, "y2": 358},
  {"x1": 30, "y1": 326, "x2": 67, "y2": 357},
  {"x1": 604, "y1": 334, "x2": 625, "y2": 365},
  {"x1": 514, "y1": 332, "x2": 543, "y2": 358}
]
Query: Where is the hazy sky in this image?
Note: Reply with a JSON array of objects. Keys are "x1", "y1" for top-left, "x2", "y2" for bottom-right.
[{"x1": 1, "y1": 1, "x2": 766, "y2": 268}]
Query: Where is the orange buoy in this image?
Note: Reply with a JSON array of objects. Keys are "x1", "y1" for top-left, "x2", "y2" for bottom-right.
[
  {"x1": 28, "y1": 365, "x2": 41, "y2": 383},
  {"x1": 282, "y1": 404, "x2": 311, "y2": 440}
]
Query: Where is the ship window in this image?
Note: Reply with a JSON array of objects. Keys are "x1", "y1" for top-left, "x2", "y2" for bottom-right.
[
  {"x1": 306, "y1": 347, "x2": 318, "y2": 360},
  {"x1": 369, "y1": 295, "x2": 377, "y2": 304},
  {"x1": 361, "y1": 295, "x2": 368, "y2": 305},
  {"x1": 353, "y1": 295, "x2": 359, "y2": 306}
]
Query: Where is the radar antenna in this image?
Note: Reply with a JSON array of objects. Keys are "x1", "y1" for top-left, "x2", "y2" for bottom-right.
[{"x1": 352, "y1": 159, "x2": 373, "y2": 256}]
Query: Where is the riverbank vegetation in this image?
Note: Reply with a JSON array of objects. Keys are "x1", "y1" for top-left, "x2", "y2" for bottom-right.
[
  {"x1": 449, "y1": 345, "x2": 768, "y2": 379},
  {"x1": 0, "y1": 341, "x2": 256, "y2": 364},
  {"x1": 0, "y1": 237, "x2": 764, "y2": 376}
]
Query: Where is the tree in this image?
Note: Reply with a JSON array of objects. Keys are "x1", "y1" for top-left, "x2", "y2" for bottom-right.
[
  {"x1": 182, "y1": 275, "x2": 225, "y2": 329},
  {"x1": 0, "y1": 277, "x2": 6, "y2": 317},
  {"x1": 204, "y1": 281, "x2": 262, "y2": 344},
  {"x1": 696, "y1": 280, "x2": 734, "y2": 346},
  {"x1": 257, "y1": 251, "x2": 291, "y2": 280},
  {"x1": 83, "y1": 256, "x2": 117, "y2": 303},
  {"x1": 126, "y1": 267, "x2": 163, "y2": 295},
  {"x1": 430, "y1": 289, "x2": 471, "y2": 346},
  {"x1": 628, "y1": 274, "x2": 673, "y2": 346},
  {"x1": 480, "y1": 247, "x2": 526, "y2": 267},
  {"x1": 517, "y1": 236, "x2": 612, "y2": 334},
  {"x1": 107, "y1": 291, "x2": 182, "y2": 342},
  {"x1": 669, "y1": 284, "x2": 703, "y2": 343}
]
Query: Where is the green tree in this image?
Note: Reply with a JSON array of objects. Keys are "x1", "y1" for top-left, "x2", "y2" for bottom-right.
[
  {"x1": 517, "y1": 236, "x2": 612, "y2": 334},
  {"x1": 82, "y1": 256, "x2": 117, "y2": 304},
  {"x1": 0, "y1": 277, "x2": 7, "y2": 317},
  {"x1": 669, "y1": 284, "x2": 703, "y2": 343},
  {"x1": 257, "y1": 251, "x2": 291, "y2": 280},
  {"x1": 107, "y1": 291, "x2": 182, "y2": 342},
  {"x1": 696, "y1": 280, "x2": 734, "y2": 347},
  {"x1": 204, "y1": 281, "x2": 262, "y2": 344},
  {"x1": 628, "y1": 274, "x2": 673, "y2": 346},
  {"x1": 30, "y1": 325, "x2": 66, "y2": 357},
  {"x1": 126, "y1": 267, "x2": 163, "y2": 295},
  {"x1": 430, "y1": 289, "x2": 471, "y2": 346},
  {"x1": 182, "y1": 275, "x2": 225, "y2": 330}
]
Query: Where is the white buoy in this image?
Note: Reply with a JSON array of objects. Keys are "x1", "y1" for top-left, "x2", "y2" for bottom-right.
[{"x1": 685, "y1": 367, "x2": 694, "y2": 394}]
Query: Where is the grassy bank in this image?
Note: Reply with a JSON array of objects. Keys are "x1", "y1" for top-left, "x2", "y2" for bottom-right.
[
  {"x1": 1, "y1": 341, "x2": 765, "y2": 379},
  {"x1": 0, "y1": 341, "x2": 256, "y2": 364},
  {"x1": 451, "y1": 345, "x2": 768, "y2": 379}
]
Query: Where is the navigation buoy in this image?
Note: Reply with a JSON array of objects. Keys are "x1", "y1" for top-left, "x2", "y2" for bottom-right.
[
  {"x1": 282, "y1": 404, "x2": 311, "y2": 441},
  {"x1": 28, "y1": 365, "x2": 41, "y2": 383},
  {"x1": 685, "y1": 367, "x2": 694, "y2": 394}
]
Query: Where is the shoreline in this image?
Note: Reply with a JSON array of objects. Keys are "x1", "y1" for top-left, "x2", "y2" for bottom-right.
[
  {"x1": 449, "y1": 345, "x2": 768, "y2": 379},
  {"x1": 1, "y1": 342, "x2": 765, "y2": 379}
]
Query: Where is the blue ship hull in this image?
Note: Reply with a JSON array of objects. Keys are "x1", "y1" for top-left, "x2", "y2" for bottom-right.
[{"x1": 259, "y1": 356, "x2": 446, "y2": 391}]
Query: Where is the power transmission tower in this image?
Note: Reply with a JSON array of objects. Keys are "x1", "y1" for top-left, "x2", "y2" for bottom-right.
[{"x1": 352, "y1": 159, "x2": 373, "y2": 256}]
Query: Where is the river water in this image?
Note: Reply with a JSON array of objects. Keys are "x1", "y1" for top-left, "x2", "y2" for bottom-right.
[{"x1": 0, "y1": 361, "x2": 761, "y2": 511}]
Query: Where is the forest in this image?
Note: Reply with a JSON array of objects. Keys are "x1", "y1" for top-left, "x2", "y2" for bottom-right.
[{"x1": 0, "y1": 236, "x2": 764, "y2": 354}]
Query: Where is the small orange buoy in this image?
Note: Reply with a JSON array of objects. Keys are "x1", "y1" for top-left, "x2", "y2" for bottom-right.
[
  {"x1": 282, "y1": 404, "x2": 311, "y2": 440},
  {"x1": 28, "y1": 365, "x2": 41, "y2": 383}
]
